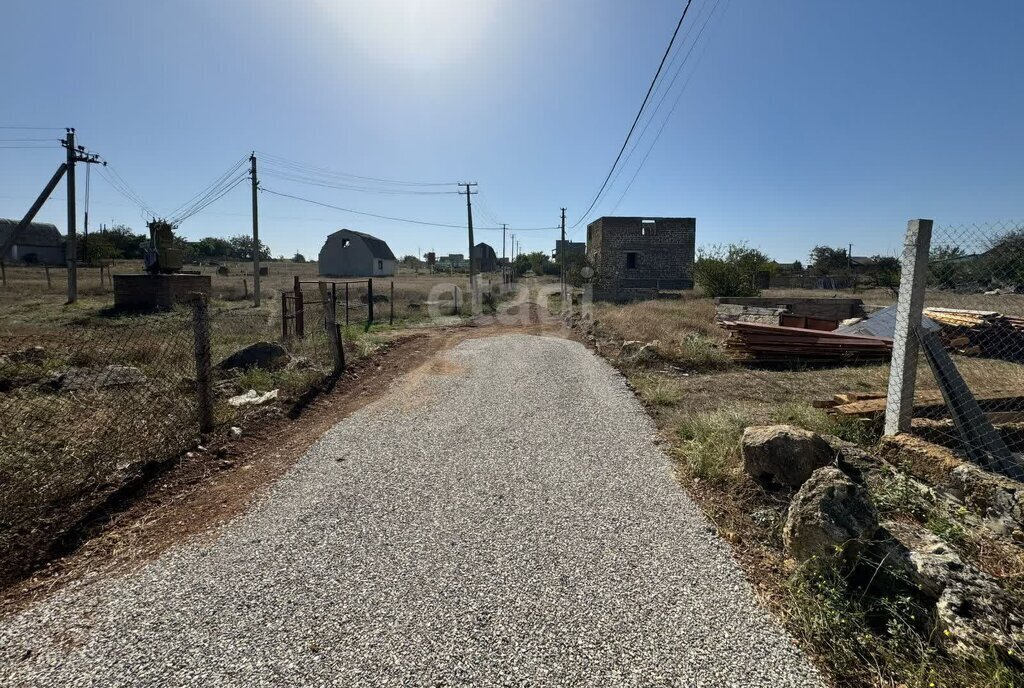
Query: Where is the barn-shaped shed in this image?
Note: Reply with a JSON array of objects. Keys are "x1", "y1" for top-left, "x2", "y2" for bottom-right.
[
  {"x1": 0, "y1": 219, "x2": 65, "y2": 265},
  {"x1": 318, "y1": 229, "x2": 396, "y2": 277}
]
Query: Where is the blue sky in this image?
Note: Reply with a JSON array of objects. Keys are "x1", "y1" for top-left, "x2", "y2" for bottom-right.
[{"x1": 2, "y1": 0, "x2": 1022, "y2": 263}]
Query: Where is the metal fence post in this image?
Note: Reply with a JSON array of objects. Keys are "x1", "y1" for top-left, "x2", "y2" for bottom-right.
[
  {"x1": 191, "y1": 295, "x2": 214, "y2": 434},
  {"x1": 293, "y1": 275, "x2": 305, "y2": 338},
  {"x1": 884, "y1": 219, "x2": 933, "y2": 436},
  {"x1": 319, "y1": 282, "x2": 345, "y2": 373},
  {"x1": 281, "y1": 292, "x2": 289, "y2": 338},
  {"x1": 366, "y1": 278, "x2": 374, "y2": 330},
  {"x1": 345, "y1": 282, "x2": 350, "y2": 327},
  {"x1": 390, "y1": 280, "x2": 394, "y2": 325}
]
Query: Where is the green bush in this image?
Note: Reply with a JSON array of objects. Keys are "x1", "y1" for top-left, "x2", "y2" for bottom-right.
[{"x1": 693, "y1": 243, "x2": 774, "y2": 298}]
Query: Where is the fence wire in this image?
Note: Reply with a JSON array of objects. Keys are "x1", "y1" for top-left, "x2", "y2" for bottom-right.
[{"x1": 909, "y1": 221, "x2": 1024, "y2": 473}]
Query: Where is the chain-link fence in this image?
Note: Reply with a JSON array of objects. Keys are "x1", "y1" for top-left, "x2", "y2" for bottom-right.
[
  {"x1": 0, "y1": 311, "x2": 198, "y2": 577},
  {"x1": 0, "y1": 296, "x2": 354, "y2": 581},
  {"x1": 885, "y1": 220, "x2": 1024, "y2": 479}
]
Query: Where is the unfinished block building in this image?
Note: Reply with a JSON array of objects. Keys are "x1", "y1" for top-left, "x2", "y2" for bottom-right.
[{"x1": 586, "y1": 216, "x2": 696, "y2": 301}]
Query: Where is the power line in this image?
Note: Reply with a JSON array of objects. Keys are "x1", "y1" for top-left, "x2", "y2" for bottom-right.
[
  {"x1": 569, "y1": 0, "x2": 695, "y2": 229},
  {"x1": 174, "y1": 174, "x2": 248, "y2": 224},
  {"x1": 254, "y1": 151, "x2": 457, "y2": 187},
  {"x1": 609, "y1": 0, "x2": 724, "y2": 215},
  {"x1": 260, "y1": 167, "x2": 459, "y2": 195},
  {"x1": 260, "y1": 187, "x2": 555, "y2": 231},
  {"x1": 0, "y1": 126, "x2": 65, "y2": 130},
  {"x1": 602, "y1": 0, "x2": 715, "y2": 200},
  {"x1": 166, "y1": 155, "x2": 249, "y2": 223},
  {"x1": 0, "y1": 137, "x2": 60, "y2": 142}
]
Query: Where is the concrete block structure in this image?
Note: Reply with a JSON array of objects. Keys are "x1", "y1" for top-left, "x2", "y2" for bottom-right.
[
  {"x1": 586, "y1": 216, "x2": 695, "y2": 301},
  {"x1": 113, "y1": 273, "x2": 212, "y2": 310}
]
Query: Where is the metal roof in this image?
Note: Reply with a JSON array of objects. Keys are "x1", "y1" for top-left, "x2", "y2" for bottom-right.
[
  {"x1": 327, "y1": 228, "x2": 396, "y2": 261},
  {"x1": 0, "y1": 218, "x2": 63, "y2": 248}
]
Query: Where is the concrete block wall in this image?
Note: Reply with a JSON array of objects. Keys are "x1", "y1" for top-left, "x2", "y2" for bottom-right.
[{"x1": 586, "y1": 216, "x2": 696, "y2": 301}]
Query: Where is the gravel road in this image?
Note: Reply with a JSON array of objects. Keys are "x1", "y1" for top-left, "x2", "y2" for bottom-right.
[{"x1": 1, "y1": 334, "x2": 821, "y2": 687}]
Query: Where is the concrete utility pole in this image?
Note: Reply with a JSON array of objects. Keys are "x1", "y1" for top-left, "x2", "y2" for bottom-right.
[
  {"x1": 560, "y1": 208, "x2": 567, "y2": 304},
  {"x1": 65, "y1": 129, "x2": 77, "y2": 303},
  {"x1": 250, "y1": 153, "x2": 261, "y2": 307},
  {"x1": 458, "y1": 182, "x2": 478, "y2": 304},
  {"x1": 60, "y1": 129, "x2": 103, "y2": 304},
  {"x1": 501, "y1": 223, "x2": 507, "y2": 280}
]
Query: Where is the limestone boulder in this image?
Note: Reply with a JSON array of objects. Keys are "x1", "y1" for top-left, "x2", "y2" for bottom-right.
[
  {"x1": 216, "y1": 341, "x2": 290, "y2": 372},
  {"x1": 742, "y1": 425, "x2": 834, "y2": 487},
  {"x1": 783, "y1": 467, "x2": 879, "y2": 567}
]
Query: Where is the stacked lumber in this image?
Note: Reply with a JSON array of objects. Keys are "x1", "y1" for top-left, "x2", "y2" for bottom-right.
[
  {"x1": 924, "y1": 307, "x2": 1024, "y2": 361},
  {"x1": 720, "y1": 321, "x2": 892, "y2": 364},
  {"x1": 819, "y1": 388, "x2": 1024, "y2": 420}
]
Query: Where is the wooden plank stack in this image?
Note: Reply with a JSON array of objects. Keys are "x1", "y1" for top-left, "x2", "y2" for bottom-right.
[
  {"x1": 924, "y1": 307, "x2": 1024, "y2": 361},
  {"x1": 720, "y1": 321, "x2": 892, "y2": 364}
]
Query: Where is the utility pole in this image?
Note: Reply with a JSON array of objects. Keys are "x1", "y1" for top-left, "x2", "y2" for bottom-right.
[
  {"x1": 560, "y1": 208, "x2": 567, "y2": 305},
  {"x1": 60, "y1": 129, "x2": 102, "y2": 304},
  {"x1": 458, "y1": 182, "x2": 478, "y2": 306},
  {"x1": 250, "y1": 153, "x2": 261, "y2": 307},
  {"x1": 501, "y1": 223, "x2": 507, "y2": 281},
  {"x1": 64, "y1": 129, "x2": 77, "y2": 303}
]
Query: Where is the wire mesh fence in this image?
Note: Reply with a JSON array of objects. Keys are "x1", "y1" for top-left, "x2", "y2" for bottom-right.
[
  {"x1": 0, "y1": 311, "x2": 198, "y2": 572},
  {"x1": 886, "y1": 220, "x2": 1024, "y2": 479}
]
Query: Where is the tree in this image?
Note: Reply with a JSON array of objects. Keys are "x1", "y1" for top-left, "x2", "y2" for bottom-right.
[
  {"x1": 82, "y1": 233, "x2": 120, "y2": 264},
  {"x1": 227, "y1": 235, "x2": 271, "y2": 261},
  {"x1": 190, "y1": 237, "x2": 234, "y2": 260},
  {"x1": 866, "y1": 255, "x2": 901, "y2": 289},
  {"x1": 693, "y1": 243, "x2": 774, "y2": 297},
  {"x1": 810, "y1": 246, "x2": 849, "y2": 275},
  {"x1": 292, "y1": 252, "x2": 307, "y2": 263},
  {"x1": 512, "y1": 251, "x2": 554, "y2": 277}
]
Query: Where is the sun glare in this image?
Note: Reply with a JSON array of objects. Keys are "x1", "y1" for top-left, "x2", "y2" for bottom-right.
[{"x1": 316, "y1": 0, "x2": 497, "y2": 71}]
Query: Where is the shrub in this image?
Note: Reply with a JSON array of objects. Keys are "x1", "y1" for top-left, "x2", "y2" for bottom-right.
[{"x1": 693, "y1": 243, "x2": 774, "y2": 298}]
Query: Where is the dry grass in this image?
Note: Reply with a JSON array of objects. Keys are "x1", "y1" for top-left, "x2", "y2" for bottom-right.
[{"x1": 594, "y1": 290, "x2": 1024, "y2": 686}]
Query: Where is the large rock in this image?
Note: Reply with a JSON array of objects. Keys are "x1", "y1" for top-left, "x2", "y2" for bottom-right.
[
  {"x1": 215, "y1": 341, "x2": 290, "y2": 372},
  {"x1": 881, "y1": 523, "x2": 1024, "y2": 658},
  {"x1": 619, "y1": 340, "x2": 660, "y2": 364},
  {"x1": 47, "y1": 365, "x2": 147, "y2": 392},
  {"x1": 742, "y1": 425, "x2": 834, "y2": 487},
  {"x1": 783, "y1": 467, "x2": 879, "y2": 566}
]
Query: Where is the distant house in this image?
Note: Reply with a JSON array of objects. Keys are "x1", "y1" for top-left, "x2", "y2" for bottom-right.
[
  {"x1": 437, "y1": 253, "x2": 467, "y2": 270},
  {"x1": 553, "y1": 240, "x2": 586, "y2": 262},
  {"x1": 586, "y1": 216, "x2": 695, "y2": 301},
  {"x1": 318, "y1": 229, "x2": 396, "y2": 277},
  {"x1": 849, "y1": 256, "x2": 879, "y2": 274},
  {"x1": 0, "y1": 219, "x2": 65, "y2": 265},
  {"x1": 472, "y1": 242, "x2": 497, "y2": 272}
]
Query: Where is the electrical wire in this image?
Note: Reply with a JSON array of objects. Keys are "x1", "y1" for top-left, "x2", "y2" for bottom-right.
[
  {"x1": 255, "y1": 151, "x2": 457, "y2": 187},
  {"x1": 166, "y1": 155, "x2": 249, "y2": 223},
  {"x1": 0, "y1": 126, "x2": 65, "y2": 130},
  {"x1": 0, "y1": 137, "x2": 59, "y2": 142},
  {"x1": 104, "y1": 163, "x2": 157, "y2": 216},
  {"x1": 173, "y1": 174, "x2": 248, "y2": 224},
  {"x1": 97, "y1": 166, "x2": 156, "y2": 218},
  {"x1": 569, "y1": 0, "x2": 695, "y2": 229},
  {"x1": 260, "y1": 187, "x2": 555, "y2": 231},
  {"x1": 260, "y1": 167, "x2": 459, "y2": 195},
  {"x1": 608, "y1": 0, "x2": 724, "y2": 215},
  {"x1": 602, "y1": 0, "x2": 717, "y2": 200}
]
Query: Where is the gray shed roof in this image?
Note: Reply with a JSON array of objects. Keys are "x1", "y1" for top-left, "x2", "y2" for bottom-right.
[
  {"x1": 0, "y1": 218, "x2": 63, "y2": 247},
  {"x1": 328, "y1": 228, "x2": 396, "y2": 261}
]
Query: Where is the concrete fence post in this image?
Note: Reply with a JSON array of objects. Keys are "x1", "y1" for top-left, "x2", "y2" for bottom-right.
[
  {"x1": 191, "y1": 295, "x2": 214, "y2": 434},
  {"x1": 884, "y1": 219, "x2": 933, "y2": 436}
]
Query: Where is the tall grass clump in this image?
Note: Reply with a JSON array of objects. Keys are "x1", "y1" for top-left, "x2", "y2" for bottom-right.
[{"x1": 675, "y1": 408, "x2": 749, "y2": 482}]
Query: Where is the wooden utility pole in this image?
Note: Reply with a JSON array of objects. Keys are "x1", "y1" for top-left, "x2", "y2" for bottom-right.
[
  {"x1": 458, "y1": 182, "x2": 478, "y2": 306},
  {"x1": 250, "y1": 153, "x2": 261, "y2": 307}
]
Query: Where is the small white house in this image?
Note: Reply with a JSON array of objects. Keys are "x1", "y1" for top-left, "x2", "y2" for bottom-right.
[{"x1": 318, "y1": 229, "x2": 396, "y2": 277}]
